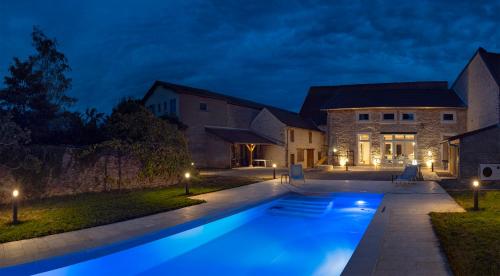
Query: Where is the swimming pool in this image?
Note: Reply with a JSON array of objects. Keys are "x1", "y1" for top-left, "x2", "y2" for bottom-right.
[{"x1": 5, "y1": 192, "x2": 383, "y2": 276}]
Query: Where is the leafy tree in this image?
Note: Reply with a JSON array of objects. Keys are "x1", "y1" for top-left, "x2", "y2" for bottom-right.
[
  {"x1": 95, "y1": 98, "x2": 191, "y2": 188},
  {"x1": 0, "y1": 26, "x2": 75, "y2": 144}
]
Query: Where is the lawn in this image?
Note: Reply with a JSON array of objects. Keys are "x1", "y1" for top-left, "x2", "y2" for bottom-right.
[
  {"x1": 0, "y1": 175, "x2": 266, "y2": 244},
  {"x1": 430, "y1": 190, "x2": 500, "y2": 276}
]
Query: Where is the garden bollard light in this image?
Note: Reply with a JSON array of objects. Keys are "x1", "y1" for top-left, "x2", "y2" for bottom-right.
[
  {"x1": 184, "y1": 172, "x2": 191, "y2": 195},
  {"x1": 272, "y1": 163, "x2": 277, "y2": 179},
  {"x1": 12, "y1": 189, "x2": 19, "y2": 224},
  {"x1": 473, "y1": 180, "x2": 479, "y2": 211}
]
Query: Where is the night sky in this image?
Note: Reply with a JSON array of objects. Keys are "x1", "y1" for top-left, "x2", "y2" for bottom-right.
[{"x1": 1, "y1": 1, "x2": 499, "y2": 113}]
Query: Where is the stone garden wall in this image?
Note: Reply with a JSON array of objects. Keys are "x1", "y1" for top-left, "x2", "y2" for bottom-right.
[{"x1": 0, "y1": 146, "x2": 180, "y2": 204}]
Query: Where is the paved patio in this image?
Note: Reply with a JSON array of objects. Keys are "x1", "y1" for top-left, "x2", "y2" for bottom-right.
[{"x1": 0, "y1": 179, "x2": 463, "y2": 275}]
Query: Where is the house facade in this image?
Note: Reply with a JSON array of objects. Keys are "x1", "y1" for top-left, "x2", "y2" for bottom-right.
[
  {"x1": 142, "y1": 47, "x2": 499, "y2": 178},
  {"x1": 445, "y1": 48, "x2": 500, "y2": 179},
  {"x1": 301, "y1": 82, "x2": 467, "y2": 169},
  {"x1": 143, "y1": 81, "x2": 324, "y2": 169}
]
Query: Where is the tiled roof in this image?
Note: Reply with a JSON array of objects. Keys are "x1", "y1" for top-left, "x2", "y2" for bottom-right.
[
  {"x1": 444, "y1": 124, "x2": 499, "y2": 142},
  {"x1": 205, "y1": 127, "x2": 277, "y2": 144},
  {"x1": 266, "y1": 107, "x2": 320, "y2": 131},
  {"x1": 144, "y1": 81, "x2": 320, "y2": 131},
  {"x1": 300, "y1": 81, "x2": 465, "y2": 125}
]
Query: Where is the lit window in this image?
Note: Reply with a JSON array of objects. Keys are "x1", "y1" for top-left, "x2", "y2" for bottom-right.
[
  {"x1": 359, "y1": 134, "x2": 370, "y2": 141},
  {"x1": 394, "y1": 134, "x2": 405, "y2": 140},
  {"x1": 358, "y1": 113, "x2": 370, "y2": 121},
  {"x1": 382, "y1": 113, "x2": 395, "y2": 121},
  {"x1": 200, "y1": 103, "x2": 207, "y2": 111},
  {"x1": 401, "y1": 113, "x2": 415, "y2": 121},
  {"x1": 383, "y1": 135, "x2": 393, "y2": 141},
  {"x1": 405, "y1": 134, "x2": 414, "y2": 140}
]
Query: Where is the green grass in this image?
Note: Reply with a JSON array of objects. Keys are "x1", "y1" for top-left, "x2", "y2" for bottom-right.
[
  {"x1": 430, "y1": 191, "x2": 500, "y2": 276},
  {"x1": 0, "y1": 175, "x2": 266, "y2": 243}
]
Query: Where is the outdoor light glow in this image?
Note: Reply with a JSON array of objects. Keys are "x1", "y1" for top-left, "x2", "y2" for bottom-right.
[
  {"x1": 427, "y1": 150, "x2": 432, "y2": 157},
  {"x1": 191, "y1": 162, "x2": 194, "y2": 166},
  {"x1": 333, "y1": 148, "x2": 338, "y2": 153},
  {"x1": 184, "y1": 172, "x2": 190, "y2": 179},
  {"x1": 272, "y1": 163, "x2": 277, "y2": 168},
  {"x1": 426, "y1": 160, "x2": 433, "y2": 168},
  {"x1": 473, "y1": 180, "x2": 479, "y2": 187},
  {"x1": 412, "y1": 142, "x2": 416, "y2": 146},
  {"x1": 12, "y1": 190, "x2": 19, "y2": 198},
  {"x1": 411, "y1": 159, "x2": 418, "y2": 165},
  {"x1": 339, "y1": 158, "x2": 348, "y2": 166}
]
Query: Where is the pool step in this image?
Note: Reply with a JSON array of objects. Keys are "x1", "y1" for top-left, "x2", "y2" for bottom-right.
[{"x1": 268, "y1": 197, "x2": 333, "y2": 218}]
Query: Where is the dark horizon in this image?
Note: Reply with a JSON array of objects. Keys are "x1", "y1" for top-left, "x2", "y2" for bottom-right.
[{"x1": 1, "y1": 1, "x2": 499, "y2": 113}]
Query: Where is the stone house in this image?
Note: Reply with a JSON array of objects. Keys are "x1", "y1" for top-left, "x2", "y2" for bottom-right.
[
  {"x1": 300, "y1": 82, "x2": 467, "y2": 169},
  {"x1": 142, "y1": 81, "x2": 324, "y2": 168}
]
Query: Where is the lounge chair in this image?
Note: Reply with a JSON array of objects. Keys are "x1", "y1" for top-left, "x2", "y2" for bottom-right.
[
  {"x1": 289, "y1": 164, "x2": 306, "y2": 185},
  {"x1": 393, "y1": 165, "x2": 419, "y2": 185}
]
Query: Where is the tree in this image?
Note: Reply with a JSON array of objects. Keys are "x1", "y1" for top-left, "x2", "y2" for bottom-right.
[
  {"x1": 95, "y1": 98, "x2": 191, "y2": 188},
  {"x1": 0, "y1": 26, "x2": 75, "y2": 144}
]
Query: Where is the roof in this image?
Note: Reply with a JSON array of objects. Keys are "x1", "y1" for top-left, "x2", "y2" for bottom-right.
[
  {"x1": 300, "y1": 81, "x2": 465, "y2": 125},
  {"x1": 265, "y1": 107, "x2": 320, "y2": 131},
  {"x1": 144, "y1": 81, "x2": 320, "y2": 131},
  {"x1": 143, "y1": 81, "x2": 266, "y2": 110},
  {"x1": 444, "y1": 124, "x2": 499, "y2": 142},
  {"x1": 205, "y1": 127, "x2": 277, "y2": 144},
  {"x1": 478, "y1": 47, "x2": 500, "y2": 87}
]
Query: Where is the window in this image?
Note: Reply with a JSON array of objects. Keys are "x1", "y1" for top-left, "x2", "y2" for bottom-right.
[
  {"x1": 290, "y1": 154, "x2": 295, "y2": 165},
  {"x1": 297, "y1": 149, "x2": 305, "y2": 162},
  {"x1": 163, "y1": 102, "x2": 168, "y2": 112},
  {"x1": 359, "y1": 134, "x2": 370, "y2": 141},
  {"x1": 441, "y1": 112, "x2": 456, "y2": 123},
  {"x1": 290, "y1": 129, "x2": 295, "y2": 142},
  {"x1": 199, "y1": 102, "x2": 207, "y2": 111},
  {"x1": 357, "y1": 113, "x2": 370, "y2": 121},
  {"x1": 170, "y1": 99, "x2": 176, "y2": 115},
  {"x1": 308, "y1": 131, "x2": 312, "y2": 143},
  {"x1": 157, "y1": 103, "x2": 162, "y2": 113},
  {"x1": 382, "y1": 113, "x2": 396, "y2": 121},
  {"x1": 401, "y1": 112, "x2": 415, "y2": 121}
]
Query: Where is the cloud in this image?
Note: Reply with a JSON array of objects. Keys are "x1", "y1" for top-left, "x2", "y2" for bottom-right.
[{"x1": 0, "y1": 0, "x2": 499, "y2": 113}]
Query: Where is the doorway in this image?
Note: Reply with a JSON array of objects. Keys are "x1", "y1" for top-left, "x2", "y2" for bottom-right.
[
  {"x1": 358, "y1": 134, "x2": 371, "y2": 165},
  {"x1": 306, "y1": 149, "x2": 314, "y2": 168}
]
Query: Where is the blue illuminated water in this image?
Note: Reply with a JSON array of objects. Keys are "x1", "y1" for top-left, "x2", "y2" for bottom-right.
[{"x1": 10, "y1": 193, "x2": 382, "y2": 276}]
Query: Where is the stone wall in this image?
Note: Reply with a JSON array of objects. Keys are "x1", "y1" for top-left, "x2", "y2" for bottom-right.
[
  {"x1": 459, "y1": 126, "x2": 500, "y2": 180},
  {"x1": 327, "y1": 108, "x2": 467, "y2": 168},
  {"x1": 0, "y1": 147, "x2": 178, "y2": 203}
]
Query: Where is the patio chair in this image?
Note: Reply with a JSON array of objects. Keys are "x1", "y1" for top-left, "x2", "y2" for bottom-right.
[
  {"x1": 393, "y1": 165, "x2": 419, "y2": 185},
  {"x1": 289, "y1": 164, "x2": 306, "y2": 186}
]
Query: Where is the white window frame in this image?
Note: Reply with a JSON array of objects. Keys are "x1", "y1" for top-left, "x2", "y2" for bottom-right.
[
  {"x1": 400, "y1": 111, "x2": 417, "y2": 124},
  {"x1": 441, "y1": 111, "x2": 456, "y2": 124},
  {"x1": 381, "y1": 111, "x2": 397, "y2": 124},
  {"x1": 355, "y1": 111, "x2": 371, "y2": 123}
]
